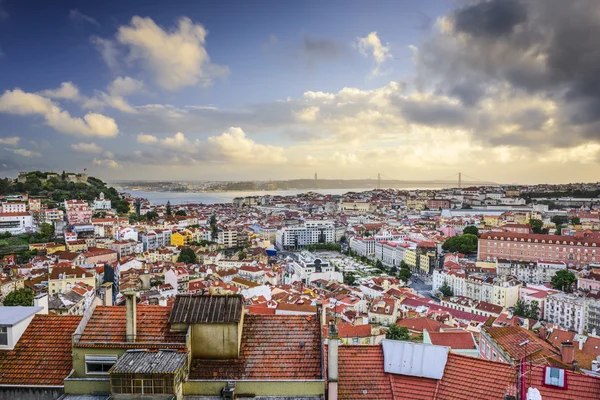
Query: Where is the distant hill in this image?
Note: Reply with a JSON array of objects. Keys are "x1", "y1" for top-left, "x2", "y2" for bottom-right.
[{"x1": 0, "y1": 171, "x2": 128, "y2": 211}]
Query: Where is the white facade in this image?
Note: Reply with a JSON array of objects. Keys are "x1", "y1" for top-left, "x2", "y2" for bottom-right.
[
  {"x1": 289, "y1": 251, "x2": 335, "y2": 283},
  {"x1": 276, "y1": 220, "x2": 335, "y2": 250},
  {"x1": 218, "y1": 229, "x2": 238, "y2": 248},
  {"x1": 0, "y1": 212, "x2": 33, "y2": 234},
  {"x1": 92, "y1": 192, "x2": 112, "y2": 210},
  {"x1": 1, "y1": 202, "x2": 27, "y2": 213},
  {"x1": 544, "y1": 293, "x2": 585, "y2": 334},
  {"x1": 496, "y1": 260, "x2": 565, "y2": 284}
]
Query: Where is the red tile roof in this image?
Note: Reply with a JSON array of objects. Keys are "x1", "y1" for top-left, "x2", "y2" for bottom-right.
[
  {"x1": 76, "y1": 305, "x2": 185, "y2": 348},
  {"x1": 189, "y1": 314, "x2": 322, "y2": 380},
  {"x1": 427, "y1": 331, "x2": 476, "y2": 349},
  {"x1": 0, "y1": 315, "x2": 81, "y2": 385},
  {"x1": 482, "y1": 326, "x2": 560, "y2": 365},
  {"x1": 526, "y1": 365, "x2": 600, "y2": 400}
]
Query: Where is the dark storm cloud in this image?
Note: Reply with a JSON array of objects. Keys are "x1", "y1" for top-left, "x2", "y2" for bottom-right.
[
  {"x1": 453, "y1": 0, "x2": 527, "y2": 38},
  {"x1": 300, "y1": 37, "x2": 344, "y2": 61},
  {"x1": 414, "y1": 0, "x2": 600, "y2": 145},
  {"x1": 512, "y1": 108, "x2": 548, "y2": 131},
  {"x1": 395, "y1": 97, "x2": 468, "y2": 127}
]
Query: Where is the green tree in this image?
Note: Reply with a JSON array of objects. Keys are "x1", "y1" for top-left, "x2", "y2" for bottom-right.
[
  {"x1": 386, "y1": 324, "x2": 410, "y2": 341},
  {"x1": 390, "y1": 266, "x2": 398, "y2": 274},
  {"x1": 439, "y1": 279, "x2": 454, "y2": 297},
  {"x1": 441, "y1": 234, "x2": 478, "y2": 253},
  {"x1": 166, "y1": 201, "x2": 172, "y2": 216},
  {"x1": 115, "y1": 199, "x2": 130, "y2": 215},
  {"x1": 375, "y1": 260, "x2": 384, "y2": 270},
  {"x1": 570, "y1": 217, "x2": 581, "y2": 225},
  {"x1": 529, "y1": 300, "x2": 540, "y2": 320},
  {"x1": 551, "y1": 215, "x2": 569, "y2": 226},
  {"x1": 177, "y1": 247, "x2": 198, "y2": 264},
  {"x1": 340, "y1": 235, "x2": 347, "y2": 244},
  {"x1": 551, "y1": 269, "x2": 576, "y2": 293},
  {"x1": 343, "y1": 273, "x2": 356, "y2": 286},
  {"x1": 400, "y1": 260, "x2": 408, "y2": 269},
  {"x1": 175, "y1": 210, "x2": 187, "y2": 216},
  {"x1": 145, "y1": 211, "x2": 159, "y2": 220},
  {"x1": 529, "y1": 218, "x2": 544, "y2": 234},
  {"x1": 3, "y1": 288, "x2": 34, "y2": 306},
  {"x1": 513, "y1": 299, "x2": 529, "y2": 318},
  {"x1": 210, "y1": 215, "x2": 218, "y2": 240},
  {"x1": 39, "y1": 222, "x2": 55, "y2": 240},
  {"x1": 398, "y1": 267, "x2": 412, "y2": 283},
  {"x1": 463, "y1": 225, "x2": 479, "y2": 236},
  {"x1": 238, "y1": 251, "x2": 247, "y2": 260}
]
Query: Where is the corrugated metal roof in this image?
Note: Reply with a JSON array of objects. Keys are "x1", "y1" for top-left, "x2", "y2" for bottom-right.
[
  {"x1": 168, "y1": 294, "x2": 243, "y2": 324},
  {"x1": 110, "y1": 350, "x2": 187, "y2": 374},
  {"x1": 382, "y1": 340, "x2": 449, "y2": 380}
]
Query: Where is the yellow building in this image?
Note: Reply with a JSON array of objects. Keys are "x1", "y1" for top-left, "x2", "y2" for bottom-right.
[
  {"x1": 404, "y1": 249, "x2": 418, "y2": 270},
  {"x1": 66, "y1": 240, "x2": 88, "y2": 252},
  {"x1": 29, "y1": 242, "x2": 66, "y2": 254},
  {"x1": 48, "y1": 265, "x2": 96, "y2": 295},
  {"x1": 492, "y1": 279, "x2": 521, "y2": 308},
  {"x1": 505, "y1": 189, "x2": 519, "y2": 197},
  {"x1": 483, "y1": 215, "x2": 500, "y2": 228},
  {"x1": 171, "y1": 230, "x2": 193, "y2": 246}
]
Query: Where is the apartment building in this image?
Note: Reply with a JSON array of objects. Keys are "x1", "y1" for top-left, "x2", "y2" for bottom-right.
[
  {"x1": 496, "y1": 259, "x2": 566, "y2": 284},
  {"x1": 276, "y1": 220, "x2": 335, "y2": 250},
  {"x1": 544, "y1": 292, "x2": 586, "y2": 333}
]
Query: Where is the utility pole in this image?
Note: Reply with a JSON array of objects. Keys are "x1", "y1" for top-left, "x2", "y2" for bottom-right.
[{"x1": 458, "y1": 172, "x2": 462, "y2": 189}]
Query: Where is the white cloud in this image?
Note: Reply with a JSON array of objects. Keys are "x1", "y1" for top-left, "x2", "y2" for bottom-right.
[
  {"x1": 356, "y1": 32, "x2": 392, "y2": 76},
  {"x1": 294, "y1": 106, "x2": 320, "y2": 122},
  {"x1": 93, "y1": 158, "x2": 121, "y2": 169},
  {"x1": 92, "y1": 37, "x2": 120, "y2": 70},
  {"x1": 0, "y1": 89, "x2": 118, "y2": 137},
  {"x1": 137, "y1": 133, "x2": 158, "y2": 144},
  {"x1": 69, "y1": 9, "x2": 99, "y2": 26},
  {"x1": 71, "y1": 142, "x2": 103, "y2": 154},
  {"x1": 114, "y1": 16, "x2": 229, "y2": 90},
  {"x1": 0, "y1": 136, "x2": 19, "y2": 145},
  {"x1": 39, "y1": 82, "x2": 80, "y2": 100},
  {"x1": 207, "y1": 127, "x2": 287, "y2": 164},
  {"x1": 5, "y1": 148, "x2": 41, "y2": 157},
  {"x1": 82, "y1": 76, "x2": 143, "y2": 114},
  {"x1": 160, "y1": 131, "x2": 199, "y2": 153}
]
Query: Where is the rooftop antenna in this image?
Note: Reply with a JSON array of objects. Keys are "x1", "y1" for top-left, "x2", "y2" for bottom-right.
[{"x1": 458, "y1": 172, "x2": 462, "y2": 189}]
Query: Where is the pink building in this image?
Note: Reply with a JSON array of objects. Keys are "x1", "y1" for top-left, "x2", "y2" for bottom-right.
[
  {"x1": 578, "y1": 267, "x2": 600, "y2": 291},
  {"x1": 479, "y1": 231, "x2": 600, "y2": 266},
  {"x1": 64, "y1": 200, "x2": 92, "y2": 225},
  {"x1": 501, "y1": 223, "x2": 531, "y2": 234}
]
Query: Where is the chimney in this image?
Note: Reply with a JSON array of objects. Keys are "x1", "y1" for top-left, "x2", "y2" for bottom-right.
[
  {"x1": 579, "y1": 338, "x2": 583, "y2": 351},
  {"x1": 99, "y1": 282, "x2": 113, "y2": 306},
  {"x1": 560, "y1": 342, "x2": 574, "y2": 365},
  {"x1": 125, "y1": 291, "x2": 137, "y2": 342},
  {"x1": 538, "y1": 326, "x2": 547, "y2": 340},
  {"x1": 592, "y1": 360, "x2": 599, "y2": 374},
  {"x1": 34, "y1": 293, "x2": 48, "y2": 315},
  {"x1": 327, "y1": 324, "x2": 339, "y2": 400}
]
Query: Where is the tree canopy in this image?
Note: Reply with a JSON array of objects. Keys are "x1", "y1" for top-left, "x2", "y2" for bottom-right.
[
  {"x1": 3, "y1": 288, "x2": 34, "y2": 306},
  {"x1": 386, "y1": 324, "x2": 410, "y2": 341},
  {"x1": 550, "y1": 269, "x2": 576, "y2": 292},
  {"x1": 442, "y1": 234, "x2": 478, "y2": 253},
  {"x1": 513, "y1": 299, "x2": 540, "y2": 319},
  {"x1": 462, "y1": 225, "x2": 479, "y2": 236},
  {"x1": 177, "y1": 247, "x2": 198, "y2": 264},
  {"x1": 439, "y1": 279, "x2": 454, "y2": 297},
  {"x1": 175, "y1": 210, "x2": 187, "y2": 216},
  {"x1": 529, "y1": 218, "x2": 545, "y2": 234}
]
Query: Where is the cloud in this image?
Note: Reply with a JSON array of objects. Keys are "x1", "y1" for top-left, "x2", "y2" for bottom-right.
[
  {"x1": 83, "y1": 76, "x2": 144, "y2": 114},
  {"x1": 299, "y1": 36, "x2": 345, "y2": 65},
  {"x1": 71, "y1": 142, "x2": 103, "y2": 154},
  {"x1": 69, "y1": 9, "x2": 99, "y2": 26},
  {"x1": 160, "y1": 131, "x2": 199, "y2": 153},
  {"x1": 93, "y1": 158, "x2": 121, "y2": 169},
  {"x1": 39, "y1": 81, "x2": 80, "y2": 100},
  {"x1": 0, "y1": 0, "x2": 8, "y2": 21},
  {"x1": 92, "y1": 37, "x2": 120, "y2": 70},
  {"x1": 5, "y1": 148, "x2": 41, "y2": 158},
  {"x1": 137, "y1": 133, "x2": 158, "y2": 144},
  {"x1": 207, "y1": 127, "x2": 287, "y2": 164},
  {"x1": 0, "y1": 136, "x2": 19, "y2": 145},
  {"x1": 261, "y1": 34, "x2": 279, "y2": 52},
  {"x1": 356, "y1": 32, "x2": 392, "y2": 76},
  {"x1": 294, "y1": 106, "x2": 320, "y2": 122},
  {"x1": 98, "y1": 16, "x2": 229, "y2": 90},
  {"x1": 0, "y1": 89, "x2": 118, "y2": 137},
  {"x1": 453, "y1": 0, "x2": 526, "y2": 38}
]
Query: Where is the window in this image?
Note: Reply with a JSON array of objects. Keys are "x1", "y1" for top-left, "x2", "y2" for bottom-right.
[
  {"x1": 492, "y1": 352, "x2": 497, "y2": 361},
  {"x1": 544, "y1": 367, "x2": 566, "y2": 388},
  {"x1": 0, "y1": 327, "x2": 7, "y2": 346},
  {"x1": 353, "y1": 337, "x2": 359, "y2": 344},
  {"x1": 85, "y1": 355, "x2": 117, "y2": 374}
]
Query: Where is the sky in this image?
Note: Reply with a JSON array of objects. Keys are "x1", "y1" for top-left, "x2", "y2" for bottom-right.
[{"x1": 1, "y1": 0, "x2": 600, "y2": 184}]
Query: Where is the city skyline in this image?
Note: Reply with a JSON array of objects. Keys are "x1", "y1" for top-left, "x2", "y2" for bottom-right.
[{"x1": 1, "y1": 0, "x2": 600, "y2": 184}]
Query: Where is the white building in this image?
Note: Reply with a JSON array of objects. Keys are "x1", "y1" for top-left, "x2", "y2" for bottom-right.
[
  {"x1": 496, "y1": 260, "x2": 565, "y2": 284},
  {"x1": 289, "y1": 251, "x2": 336, "y2": 283},
  {"x1": 275, "y1": 220, "x2": 335, "y2": 250},
  {"x1": 218, "y1": 229, "x2": 238, "y2": 248},
  {"x1": 1, "y1": 202, "x2": 27, "y2": 213},
  {"x1": 92, "y1": 192, "x2": 112, "y2": 210},
  {"x1": 0, "y1": 212, "x2": 33, "y2": 234},
  {"x1": 544, "y1": 292, "x2": 585, "y2": 334}
]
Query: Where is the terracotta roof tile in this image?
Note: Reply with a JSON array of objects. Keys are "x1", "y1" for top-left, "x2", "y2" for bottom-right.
[
  {"x1": 76, "y1": 305, "x2": 185, "y2": 348},
  {"x1": 427, "y1": 331, "x2": 476, "y2": 350},
  {"x1": 0, "y1": 315, "x2": 81, "y2": 385},
  {"x1": 189, "y1": 314, "x2": 322, "y2": 380}
]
